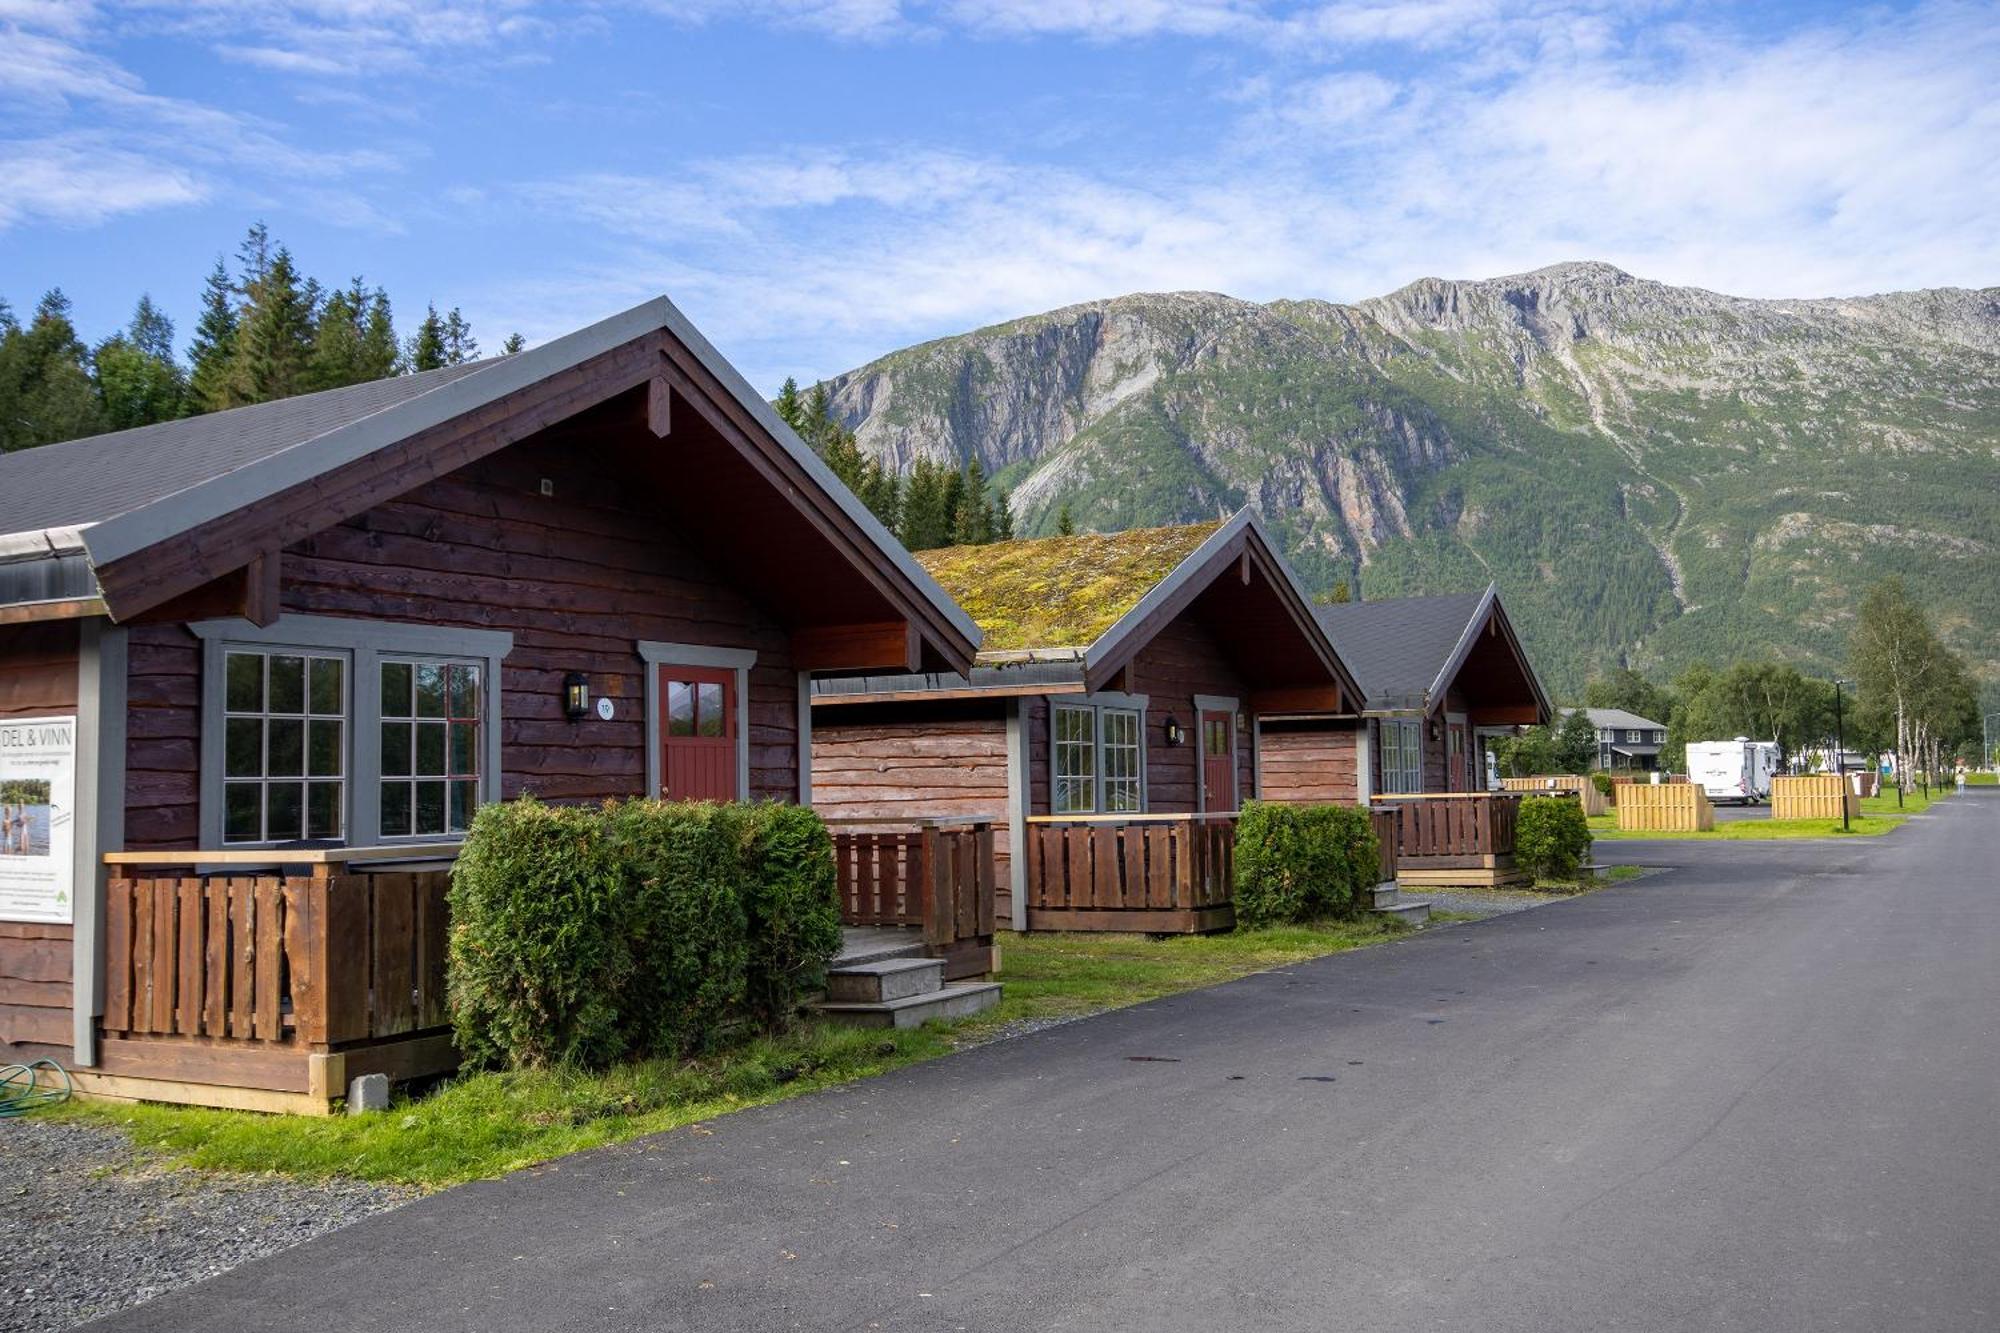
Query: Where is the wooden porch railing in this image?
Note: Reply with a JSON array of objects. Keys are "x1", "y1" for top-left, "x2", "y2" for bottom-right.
[
  {"x1": 1022, "y1": 813, "x2": 1236, "y2": 934},
  {"x1": 93, "y1": 847, "x2": 463, "y2": 1112},
  {"x1": 1376, "y1": 793, "x2": 1524, "y2": 886},
  {"x1": 825, "y1": 820, "x2": 996, "y2": 979},
  {"x1": 1369, "y1": 807, "x2": 1399, "y2": 884}
]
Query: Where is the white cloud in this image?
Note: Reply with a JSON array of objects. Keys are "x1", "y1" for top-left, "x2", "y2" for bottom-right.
[{"x1": 0, "y1": 135, "x2": 206, "y2": 227}]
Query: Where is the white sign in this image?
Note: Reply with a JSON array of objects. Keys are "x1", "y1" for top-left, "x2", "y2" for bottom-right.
[
  {"x1": 596, "y1": 696, "x2": 615, "y2": 721},
  {"x1": 0, "y1": 715, "x2": 77, "y2": 924}
]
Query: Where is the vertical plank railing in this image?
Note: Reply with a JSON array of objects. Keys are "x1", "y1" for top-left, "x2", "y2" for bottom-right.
[
  {"x1": 828, "y1": 821, "x2": 997, "y2": 978},
  {"x1": 99, "y1": 861, "x2": 456, "y2": 1049},
  {"x1": 1380, "y1": 794, "x2": 1523, "y2": 865},
  {"x1": 1369, "y1": 808, "x2": 1399, "y2": 883},
  {"x1": 1022, "y1": 816, "x2": 1238, "y2": 927}
]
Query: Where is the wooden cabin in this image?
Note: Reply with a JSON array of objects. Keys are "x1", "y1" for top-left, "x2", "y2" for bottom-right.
[
  {"x1": 810, "y1": 512, "x2": 1362, "y2": 932},
  {"x1": 1257, "y1": 586, "x2": 1552, "y2": 887},
  {"x1": 0, "y1": 296, "x2": 980, "y2": 1109}
]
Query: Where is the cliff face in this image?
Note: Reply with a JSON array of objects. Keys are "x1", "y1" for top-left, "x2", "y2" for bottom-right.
[{"x1": 821, "y1": 263, "x2": 2000, "y2": 690}]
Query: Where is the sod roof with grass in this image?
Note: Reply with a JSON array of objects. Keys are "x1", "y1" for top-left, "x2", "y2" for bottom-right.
[{"x1": 914, "y1": 521, "x2": 1223, "y2": 657}]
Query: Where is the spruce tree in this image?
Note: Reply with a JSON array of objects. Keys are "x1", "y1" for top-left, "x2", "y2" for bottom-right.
[
  {"x1": 305, "y1": 282, "x2": 366, "y2": 392},
  {"x1": 992, "y1": 487, "x2": 1015, "y2": 540},
  {"x1": 1055, "y1": 501, "x2": 1076, "y2": 536},
  {"x1": 0, "y1": 291, "x2": 104, "y2": 450},
  {"x1": 501, "y1": 333, "x2": 526, "y2": 356},
  {"x1": 774, "y1": 377, "x2": 804, "y2": 432},
  {"x1": 952, "y1": 459, "x2": 993, "y2": 544},
  {"x1": 187, "y1": 258, "x2": 239, "y2": 413},
  {"x1": 408, "y1": 304, "x2": 448, "y2": 372},
  {"x1": 358, "y1": 288, "x2": 399, "y2": 379},
  {"x1": 230, "y1": 245, "x2": 316, "y2": 405},
  {"x1": 441, "y1": 307, "x2": 477, "y2": 364}
]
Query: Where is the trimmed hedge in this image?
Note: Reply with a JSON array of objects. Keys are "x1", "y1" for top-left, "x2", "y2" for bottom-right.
[
  {"x1": 1589, "y1": 772, "x2": 1615, "y2": 798},
  {"x1": 1233, "y1": 801, "x2": 1382, "y2": 927},
  {"x1": 448, "y1": 797, "x2": 845, "y2": 1071},
  {"x1": 447, "y1": 799, "x2": 630, "y2": 1071},
  {"x1": 1515, "y1": 795, "x2": 1593, "y2": 881}
]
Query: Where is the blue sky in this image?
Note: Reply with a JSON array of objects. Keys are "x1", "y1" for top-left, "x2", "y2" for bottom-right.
[{"x1": 2, "y1": 0, "x2": 1995, "y2": 389}]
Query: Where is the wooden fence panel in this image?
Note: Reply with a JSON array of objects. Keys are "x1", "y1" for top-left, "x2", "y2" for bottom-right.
[
  {"x1": 1501, "y1": 775, "x2": 1608, "y2": 817},
  {"x1": 1771, "y1": 775, "x2": 1860, "y2": 821},
  {"x1": 1615, "y1": 782, "x2": 1714, "y2": 832}
]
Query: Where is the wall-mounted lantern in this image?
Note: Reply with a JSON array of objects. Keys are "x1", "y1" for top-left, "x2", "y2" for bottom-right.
[
  {"x1": 563, "y1": 672, "x2": 590, "y2": 723},
  {"x1": 1163, "y1": 715, "x2": 1187, "y2": 747}
]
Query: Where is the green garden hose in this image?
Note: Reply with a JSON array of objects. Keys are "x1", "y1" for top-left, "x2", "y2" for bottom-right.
[{"x1": 0, "y1": 1057, "x2": 71, "y2": 1116}]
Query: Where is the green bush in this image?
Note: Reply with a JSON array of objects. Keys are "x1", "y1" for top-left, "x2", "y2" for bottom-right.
[
  {"x1": 1589, "y1": 772, "x2": 1615, "y2": 797},
  {"x1": 606, "y1": 801, "x2": 750, "y2": 1058},
  {"x1": 1233, "y1": 801, "x2": 1381, "y2": 927},
  {"x1": 735, "y1": 803, "x2": 844, "y2": 1025},
  {"x1": 1515, "y1": 795, "x2": 1593, "y2": 882},
  {"x1": 448, "y1": 798, "x2": 632, "y2": 1071},
  {"x1": 449, "y1": 796, "x2": 847, "y2": 1071}
]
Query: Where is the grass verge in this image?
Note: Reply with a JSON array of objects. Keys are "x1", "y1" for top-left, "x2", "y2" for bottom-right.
[{"x1": 48, "y1": 918, "x2": 1409, "y2": 1189}]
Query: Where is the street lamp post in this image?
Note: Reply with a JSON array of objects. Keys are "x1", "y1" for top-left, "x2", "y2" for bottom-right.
[{"x1": 1834, "y1": 679, "x2": 1850, "y2": 833}]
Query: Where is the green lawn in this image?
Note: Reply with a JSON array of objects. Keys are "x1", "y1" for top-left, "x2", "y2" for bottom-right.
[
  {"x1": 1588, "y1": 786, "x2": 1951, "y2": 840},
  {"x1": 48, "y1": 918, "x2": 1408, "y2": 1189}
]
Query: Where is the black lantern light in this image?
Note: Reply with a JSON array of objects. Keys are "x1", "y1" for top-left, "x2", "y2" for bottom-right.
[
  {"x1": 563, "y1": 672, "x2": 590, "y2": 723},
  {"x1": 1163, "y1": 714, "x2": 1187, "y2": 747}
]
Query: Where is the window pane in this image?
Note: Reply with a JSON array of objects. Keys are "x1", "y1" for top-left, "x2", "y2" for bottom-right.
[
  {"x1": 266, "y1": 782, "x2": 303, "y2": 840},
  {"x1": 449, "y1": 722, "x2": 478, "y2": 776},
  {"x1": 380, "y1": 661, "x2": 413, "y2": 717},
  {"x1": 447, "y1": 665, "x2": 479, "y2": 719},
  {"x1": 308, "y1": 720, "x2": 343, "y2": 777},
  {"x1": 380, "y1": 782, "x2": 411, "y2": 837},
  {"x1": 267, "y1": 718, "x2": 304, "y2": 777},
  {"x1": 415, "y1": 722, "x2": 446, "y2": 775},
  {"x1": 225, "y1": 718, "x2": 263, "y2": 778},
  {"x1": 414, "y1": 663, "x2": 446, "y2": 718},
  {"x1": 224, "y1": 784, "x2": 261, "y2": 842},
  {"x1": 225, "y1": 653, "x2": 263, "y2": 713},
  {"x1": 667, "y1": 681, "x2": 694, "y2": 736},
  {"x1": 448, "y1": 780, "x2": 476, "y2": 833},
  {"x1": 414, "y1": 780, "x2": 446, "y2": 835},
  {"x1": 268, "y1": 655, "x2": 305, "y2": 714},
  {"x1": 309, "y1": 657, "x2": 343, "y2": 716},
  {"x1": 307, "y1": 781, "x2": 342, "y2": 840},
  {"x1": 381, "y1": 722, "x2": 411, "y2": 776},
  {"x1": 696, "y1": 682, "x2": 725, "y2": 737}
]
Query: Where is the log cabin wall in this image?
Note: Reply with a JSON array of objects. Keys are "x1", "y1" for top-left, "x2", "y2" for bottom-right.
[
  {"x1": 1256, "y1": 718, "x2": 1360, "y2": 805},
  {"x1": 1128, "y1": 614, "x2": 1256, "y2": 812},
  {"x1": 0, "y1": 619, "x2": 79, "y2": 1062},
  {"x1": 122, "y1": 428, "x2": 801, "y2": 850}
]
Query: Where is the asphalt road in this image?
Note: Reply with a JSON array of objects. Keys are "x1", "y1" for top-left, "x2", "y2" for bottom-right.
[{"x1": 99, "y1": 792, "x2": 2000, "y2": 1332}]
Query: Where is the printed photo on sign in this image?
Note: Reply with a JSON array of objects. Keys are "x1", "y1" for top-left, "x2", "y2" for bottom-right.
[{"x1": 0, "y1": 717, "x2": 77, "y2": 925}]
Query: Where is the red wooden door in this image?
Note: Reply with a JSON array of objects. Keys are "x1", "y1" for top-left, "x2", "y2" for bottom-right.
[
  {"x1": 1202, "y1": 711, "x2": 1237, "y2": 812},
  {"x1": 658, "y1": 665, "x2": 737, "y2": 801},
  {"x1": 1447, "y1": 720, "x2": 1470, "y2": 792}
]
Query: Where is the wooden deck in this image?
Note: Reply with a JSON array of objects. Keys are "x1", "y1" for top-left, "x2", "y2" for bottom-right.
[
  {"x1": 826, "y1": 820, "x2": 997, "y2": 979},
  {"x1": 1378, "y1": 793, "x2": 1527, "y2": 888},
  {"x1": 1021, "y1": 814, "x2": 1236, "y2": 934},
  {"x1": 87, "y1": 846, "x2": 463, "y2": 1115}
]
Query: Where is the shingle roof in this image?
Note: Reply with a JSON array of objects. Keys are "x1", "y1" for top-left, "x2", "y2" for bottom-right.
[
  {"x1": 915, "y1": 521, "x2": 1222, "y2": 657},
  {"x1": 1313, "y1": 590, "x2": 1492, "y2": 711},
  {"x1": 1566, "y1": 706, "x2": 1668, "y2": 731},
  {"x1": 0, "y1": 361, "x2": 489, "y2": 538}
]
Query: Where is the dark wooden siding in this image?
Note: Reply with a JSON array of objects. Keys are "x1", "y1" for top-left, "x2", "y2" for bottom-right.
[
  {"x1": 123, "y1": 429, "x2": 802, "y2": 850},
  {"x1": 1257, "y1": 719, "x2": 1360, "y2": 805},
  {"x1": 0, "y1": 620, "x2": 77, "y2": 1062},
  {"x1": 1128, "y1": 615, "x2": 1255, "y2": 812}
]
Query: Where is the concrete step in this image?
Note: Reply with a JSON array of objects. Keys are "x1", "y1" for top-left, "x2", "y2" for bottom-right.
[
  {"x1": 1370, "y1": 882, "x2": 1402, "y2": 909},
  {"x1": 1374, "y1": 898, "x2": 1432, "y2": 926},
  {"x1": 813, "y1": 981, "x2": 1003, "y2": 1030},
  {"x1": 833, "y1": 934, "x2": 930, "y2": 968},
  {"x1": 826, "y1": 956, "x2": 945, "y2": 1004}
]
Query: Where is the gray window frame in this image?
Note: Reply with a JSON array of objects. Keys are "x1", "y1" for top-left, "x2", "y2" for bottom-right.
[
  {"x1": 194, "y1": 615, "x2": 512, "y2": 850},
  {"x1": 1047, "y1": 691, "x2": 1149, "y2": 815},
  {"x1": 638, "y1": 641, "x2": 756, "y2": 802},
  {"x1": 1380, "y1": 717, "x2": 1425, "y2": 795}
]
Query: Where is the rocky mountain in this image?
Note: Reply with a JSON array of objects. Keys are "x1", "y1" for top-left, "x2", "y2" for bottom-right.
[{"x1": 822, "y1": 262, "x2": 2000, "y2": 693}]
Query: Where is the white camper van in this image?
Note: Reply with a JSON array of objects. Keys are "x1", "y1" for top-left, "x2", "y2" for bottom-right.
[{"x1": 1688, "y1": 738, "x2": 1782, "y2": 805}]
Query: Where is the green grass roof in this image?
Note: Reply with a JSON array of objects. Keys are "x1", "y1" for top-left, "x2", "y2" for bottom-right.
[{"x1": 916, "y1": 521, "x2": 1222, "y2": 655}]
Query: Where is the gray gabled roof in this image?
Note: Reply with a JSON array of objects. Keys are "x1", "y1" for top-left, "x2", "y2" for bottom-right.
[
  {"x1": 1314, "y1": 588, "x2": 1498, "y2": 712},
  {"x1": 0, "y1": 362, "x2": 489, "y2": 543},
  {"x1": 0, "y1": 294, "x2": 980, "y2": 653},
  {"x1": 1565, "y1": 706, "x2": 1668, "y2": 731}
]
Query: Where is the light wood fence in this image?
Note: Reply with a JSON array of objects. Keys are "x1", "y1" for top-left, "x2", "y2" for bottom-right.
[
  {"x1": 1771, "y1": 775, "x2": 1860, "y2": 822},
  {"x1": 1615, "y1": 783, "x2": 1714, "y2": 832},
  {"x1": 1501, "y1": 775, "x2": 1608, "y2": 817}
]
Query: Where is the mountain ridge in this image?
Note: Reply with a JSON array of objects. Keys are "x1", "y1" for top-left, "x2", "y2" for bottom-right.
[{"x1": 821, "y1": 263, "x2": 1999, "y2": 692}]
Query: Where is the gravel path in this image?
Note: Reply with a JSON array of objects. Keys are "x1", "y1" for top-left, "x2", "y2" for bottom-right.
[
  {"x1": 1414, "y1": 884, "x2": 1577, "y2": 919},
  {"x1": 0, "y1": 1118, "x2": 412, "y2": 1332}
]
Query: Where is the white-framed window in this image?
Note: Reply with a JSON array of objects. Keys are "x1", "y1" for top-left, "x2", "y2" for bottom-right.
[
  {"x1": 221, "y1": 648, "x2": 347, "y2": 844},
  {"x1": 1626, "y1": 728, "x2": 1642, "y2": 743},
  {"x1": 1050, "y1": 693, "x2": 1147, "y2": 814},
  {"x1": 1380, "y1": 719, "x2": 1424, "y2": 794},
  {"x1": 196, "y1": 615, "x2": 512, "y2": 849}
]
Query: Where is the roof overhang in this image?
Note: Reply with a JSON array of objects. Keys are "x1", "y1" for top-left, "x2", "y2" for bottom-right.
[
  {"x1": 1426, "y1": 584, "x2": 1552, "y2": 722},
  {"x1": 14, "y1": 295, "x2": 979, "y2": 673}
]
